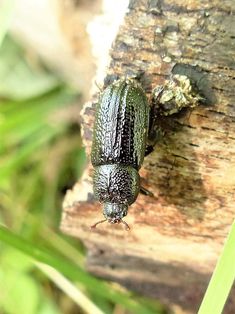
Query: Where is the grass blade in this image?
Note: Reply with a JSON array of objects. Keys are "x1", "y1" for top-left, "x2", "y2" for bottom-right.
[
  {"x1": 198, "y1": 220, "x2": 235, "y2": 314},
  {"x1": 0, "y1": 0, "x2": 15, "y2": 46},
  {"x1": 36, "y1": 262, "x2": 105, "y2": 314},
  {"x1": 0, "y1": 225, "x2": 162, "y2": 314}
]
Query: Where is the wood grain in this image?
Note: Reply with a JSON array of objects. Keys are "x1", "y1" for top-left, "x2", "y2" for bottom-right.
[{"x1": 61, "y1": 1, "x2": 235, "y2": 312}]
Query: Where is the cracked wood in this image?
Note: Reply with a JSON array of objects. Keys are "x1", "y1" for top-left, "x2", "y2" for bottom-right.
[{"x1": 61, "y1": 1, "x2": 235, "y2": 313}]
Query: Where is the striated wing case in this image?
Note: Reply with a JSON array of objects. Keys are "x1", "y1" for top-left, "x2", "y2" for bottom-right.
[{"x1": 91, "y1": 79, "x2": 149, "y2": 170}]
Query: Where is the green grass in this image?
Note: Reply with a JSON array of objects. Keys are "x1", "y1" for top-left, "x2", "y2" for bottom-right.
[
  {"x1": 0, "y1": 34, "x2": 166, "y2": 314},
  {"x1": 0, "y1": 0, "x2": 15, "y2": 46},
  {"x1": 0, "y1": 226, "x2": 165, "y2": 314},
  {"x1": 198, "y1": 221, "x2": 235, "y2": 314}
]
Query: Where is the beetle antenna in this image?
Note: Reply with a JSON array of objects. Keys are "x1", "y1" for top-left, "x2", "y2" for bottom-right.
[
  {"x1": 90, "y1": 219, "x2": 107, "y2": 229},
  {"x1": 121, "y1": 219, "x2": 130, "y2": 231}
]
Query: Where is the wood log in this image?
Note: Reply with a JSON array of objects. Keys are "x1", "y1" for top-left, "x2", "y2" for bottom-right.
[{"x1": 61, "y1": 1, "x2": 235, "y2": 312}]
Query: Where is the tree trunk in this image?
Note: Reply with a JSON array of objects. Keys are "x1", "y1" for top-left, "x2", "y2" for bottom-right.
[{"x1": 61, "y1": 1, "x2": 235, "y2": 312}]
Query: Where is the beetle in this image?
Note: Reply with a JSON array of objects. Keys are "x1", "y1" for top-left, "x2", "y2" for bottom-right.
[
  {"x1": 89, "y1": 73, "x2": 203, "y2": 229},
  {"x1": 91, "y1": 78, "x2": 152, "y2": 229}
]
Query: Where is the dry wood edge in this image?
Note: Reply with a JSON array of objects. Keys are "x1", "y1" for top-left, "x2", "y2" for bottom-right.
[{"x1": 61, "y1": 1, "x2": 235, "y2": 312}]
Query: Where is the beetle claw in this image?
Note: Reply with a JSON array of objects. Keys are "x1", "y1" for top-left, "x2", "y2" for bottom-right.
[
  {"x1": 121, "y1": 219, "x2": 130, "y2": 231},
  {"x1": 90, "y1": 219, "x2": 107, "y2": 229}
]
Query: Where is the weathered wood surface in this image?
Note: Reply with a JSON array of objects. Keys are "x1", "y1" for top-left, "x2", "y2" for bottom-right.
[{"x1": 61, "y1": 1, "x2": 235, "y2": 312}]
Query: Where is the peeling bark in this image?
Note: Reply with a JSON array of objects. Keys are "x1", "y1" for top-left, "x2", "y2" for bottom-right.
[{"x1": 61, "y1": 1, "x2": 235, "y2": 312}]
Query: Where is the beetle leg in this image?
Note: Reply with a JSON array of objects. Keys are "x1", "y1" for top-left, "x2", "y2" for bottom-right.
[
  {"x1": 140, "y1": 186, "x2": 154, "y2": 197},
  {"x1": 145, "y1": 145, "x2": 154, "y2": 156}
]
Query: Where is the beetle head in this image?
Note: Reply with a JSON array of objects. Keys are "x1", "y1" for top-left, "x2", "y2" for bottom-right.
[
  {"x1": 91, "y1": 203, "x2": 130, "y2": 230},
  {"x1": 103, "y1": 202, "x2": 128, "y2": 223}
]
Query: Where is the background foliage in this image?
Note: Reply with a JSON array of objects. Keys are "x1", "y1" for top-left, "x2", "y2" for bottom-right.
[{"x1": 0, "y1": 29, "x2": 166, "y2": 314}]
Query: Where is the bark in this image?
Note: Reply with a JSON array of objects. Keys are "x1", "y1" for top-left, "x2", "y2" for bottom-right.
[{"x1": 61, "y1": 1, "x2": 235, "y2": 313}]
